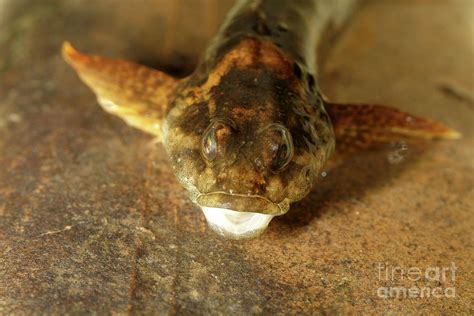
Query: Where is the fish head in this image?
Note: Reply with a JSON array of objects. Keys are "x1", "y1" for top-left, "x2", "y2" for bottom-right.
[{"x1": 164, "y1": 39, "x2": 335, "y2": 238}]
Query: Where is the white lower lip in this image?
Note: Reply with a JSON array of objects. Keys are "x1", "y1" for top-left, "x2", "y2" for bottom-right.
[{"x1": 201, "y1": 207, "x2": 274, "y2": 239}]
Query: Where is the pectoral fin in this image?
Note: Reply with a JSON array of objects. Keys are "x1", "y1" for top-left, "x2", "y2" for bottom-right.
[
  {"x1": 62, "y1": 42, "x2": 179, "y2": 140},
  {"x1": 325, "y1": 102, "x2": 461, "y2": 155}
]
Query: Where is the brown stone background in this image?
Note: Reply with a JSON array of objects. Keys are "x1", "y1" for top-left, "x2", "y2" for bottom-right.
[{"x1": 0, "y1": 0, "x2": 473, "y2": 314}]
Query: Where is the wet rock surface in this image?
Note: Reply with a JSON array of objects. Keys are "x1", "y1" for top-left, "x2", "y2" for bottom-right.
[{"x1": 0, "y1": 0, "x2": 473, "y2": 314}]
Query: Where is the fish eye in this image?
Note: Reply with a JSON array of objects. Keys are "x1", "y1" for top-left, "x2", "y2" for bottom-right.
[
  {"x1": 202, "y1": 127, "x2": 217, "y2": 161},
  {"x1": 201, "y1": 119, "x2": 234, "y2": 163},
  {"x1": 263, "y1": 124, "x2": 294, "y2": 171}
]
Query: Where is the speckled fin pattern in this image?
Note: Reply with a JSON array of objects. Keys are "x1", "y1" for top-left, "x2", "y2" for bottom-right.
[
  {"x1": 325, "y1": 102, "x2": 461, "y2": 154},
  {"x1": 62, "y1": 42, "x2": 178, "y2": 140}
]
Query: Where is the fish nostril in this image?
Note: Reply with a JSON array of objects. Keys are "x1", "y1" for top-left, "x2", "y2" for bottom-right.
[{"x1": 302, "y1": 166, "x2": 314, "y2": 184}]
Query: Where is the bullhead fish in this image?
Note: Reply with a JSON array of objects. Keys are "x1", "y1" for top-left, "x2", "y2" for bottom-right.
[{"x1": 62, "y1": 0, "x2": 459, "y2": 238}]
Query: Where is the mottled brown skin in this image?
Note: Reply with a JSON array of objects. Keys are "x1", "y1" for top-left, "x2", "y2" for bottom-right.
[
  {"x1": 62, "y1": 0, "x2": 460, "y2": 222},
  {"x1": 164, "y1": 38, "x2": 334, "y2": 214}
]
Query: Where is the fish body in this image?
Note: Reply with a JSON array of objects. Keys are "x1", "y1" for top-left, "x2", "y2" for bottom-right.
[{"x1": 63, "y1": 0, "x2": 459, "y2": 238}]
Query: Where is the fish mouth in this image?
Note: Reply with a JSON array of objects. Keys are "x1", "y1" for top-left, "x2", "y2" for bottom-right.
[
  {"x1": 197, "y1": 192, "x2": 286, "y2": 216},
  {"x1": 196, "y1": 192, "x2": 289, "y2": 239},
  {"x1": 200, "y1": 207, "x2": 274, "y2": 239}
]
